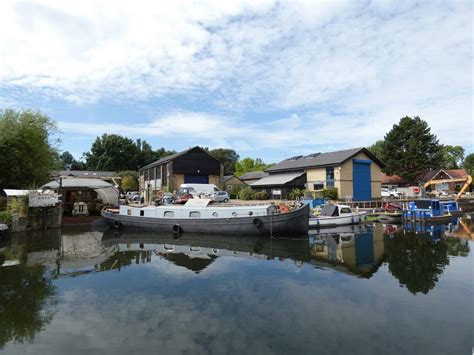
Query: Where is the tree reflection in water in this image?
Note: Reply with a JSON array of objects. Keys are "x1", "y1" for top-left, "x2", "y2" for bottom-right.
[
  {"x1": 0, "y1": 264, "x2": 56, "y2": 349},
  {"x1": 383, "y1": 232, "x2": 450, "y2": 294}
]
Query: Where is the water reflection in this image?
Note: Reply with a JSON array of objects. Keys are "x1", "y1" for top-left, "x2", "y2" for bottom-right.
[{"x1": 0, "y1": 218, "x2": 472, "y2": 353}]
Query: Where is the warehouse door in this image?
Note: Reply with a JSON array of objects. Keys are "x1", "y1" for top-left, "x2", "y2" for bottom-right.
[
  {"x1": 353, "y1": 159, "x2": 372, "y2": 201},
  {"x1": 184, "y1": 174, "x2": 209, "y2": 184}
]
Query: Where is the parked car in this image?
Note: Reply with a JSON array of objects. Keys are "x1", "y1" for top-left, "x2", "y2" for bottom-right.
[
  {"x1": 213, "y1": 191, "x2": 230, "y2": 203},
  {"x1": 381, "y1": 188, "x2": 403, "y2": 199}
]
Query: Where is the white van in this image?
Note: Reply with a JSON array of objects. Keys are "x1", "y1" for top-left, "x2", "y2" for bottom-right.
[{"x1": 180, "y1": 183, "x2": 220, "y2": 196}]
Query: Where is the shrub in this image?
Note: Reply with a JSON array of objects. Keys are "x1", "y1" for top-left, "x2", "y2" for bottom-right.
[
  {"x1": 0, "y1": 210, "x2": 12, "y2": 224},
  {"x1": 287, "y1": 188, "x2": 305, "y2": 200},
  {"x1": 254, "y1": 191, "x2": 269, "y2": 200},
  {"x1": 239, "y1": 188, "x2": 256, "y2": 200},
  {"x1": 321, "y1": 187, "x2": 338, "y2": 200}
]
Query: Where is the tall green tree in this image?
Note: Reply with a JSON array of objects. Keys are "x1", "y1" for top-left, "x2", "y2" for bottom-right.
[
  {"x1": 84, "y1": 134, "x2": 140, "y2": 171},
  {"x1": 440, "y1": 145, "x2": 465, "y2": 169},
  {"x1": 367, "y1": 140, "x2": 385, "y2": 161},
  {"x1": 380, "y1": 116, "x2": 443, "y2": 184},
  {"x1": 0, "y1": 109, "x2": 60, "y2": 188},
  {"x1": 208, "y1": 148, "x2": 240, "y2": 175},
  {"x1": 463, "y1": 153, "x2": 474, "y2": 176},
  {"x1": 235, "y1": 157, "x2": 272, "y2": 177}
]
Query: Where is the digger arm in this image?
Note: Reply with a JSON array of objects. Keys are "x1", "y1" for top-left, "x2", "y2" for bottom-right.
[
  {"x1": 422, "y1": 175, "x2": 472, "y2": 201},
  {"x1": 456, "y1": 175, "x2": 472, "y2": 201}
]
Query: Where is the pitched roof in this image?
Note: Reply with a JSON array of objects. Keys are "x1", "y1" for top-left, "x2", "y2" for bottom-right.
[
  {"x1": 265, "y1": 148, "x2": 384, "y2": 173},
  {"x1": 418, "y1": 168, "x2": 469, "y2": 182},
  {"x1": 250, "y1": 171, "x2": 305, "y2": 187},
  {"x1": 42, "y1": 178, "x2": 114, "y2": 189},
  {"x1": 52, "y1": 170, "x2": 118, "y2": 178},
  {"x1": 239, "y1": 171, "x2": 269, "y2": 180},
  {"x1": 139, "y1": 146, "x2": 221, "y2": 171},
  {"x1": 380, "y1": 173, "x2": 406, "y2": 185}
]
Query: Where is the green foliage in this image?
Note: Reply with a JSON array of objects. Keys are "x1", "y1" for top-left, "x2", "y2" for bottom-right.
[
  {"x1": 0, "y1": 264, "x2": 57, "y2": 348},
  {"x1": 367, "y1": 140, "x2": 385, "y2": 161},
  {"x1": 0, "y1": 210, "x2": 12, "y2": 224},
  {"x1": 463, "y1": 153, "x2": 474, "y2": 176},
  {"x1": 121, "y1": 175, "x2": 138, "y2": 192},
  {"x1": 380, "y1": 116, "x2": 443, "y2": 184},
  {"x1": 0, "y1": 109, "x2": 60, "y2": 188},
  {"x1": 235, "y1": 157, "x2": 272, "y2": 177},
  {"x1": 440, "y1": 145, "x2": 465, "y2": 169},
  {"x1": 321, "y1": 187, "x2": 338, "y2": 200},
  {"x1": 238, "y1": 188, "x2": 256, "y2": 200},
  {"x1": 208, "y1": 148, "x2": 239, "y2": 175},
  {"x1": 287, "y1": 188, "x2": 304, "y2": 200},
  {"x1": 254, "y1": 191, "x2": 269, "y2": 200},
  {"x1": 59, "y1": 151, "x2": 86, "y2": 170},
  {"x1": 83, "y1": 136, "x2": 175, "y2": 172}
]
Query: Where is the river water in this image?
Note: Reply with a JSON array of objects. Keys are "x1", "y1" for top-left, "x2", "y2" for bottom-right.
[{"x1": 0, "y1": 216, "x2": 472, "y2": 354}]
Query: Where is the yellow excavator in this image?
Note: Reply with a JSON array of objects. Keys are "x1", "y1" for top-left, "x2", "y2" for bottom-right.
[{"x1": 423, "y1": 175, "x2": 472, "y2": 201}]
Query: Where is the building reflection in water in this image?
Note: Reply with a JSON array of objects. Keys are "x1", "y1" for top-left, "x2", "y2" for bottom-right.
[{"x1": 309, "y1": 223, "x2": 385, "y2": 278}]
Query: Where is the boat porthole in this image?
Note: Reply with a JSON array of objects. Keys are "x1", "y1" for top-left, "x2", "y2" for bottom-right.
[
  {"x1": 212, "y1": 212, "x2": 218, "y2": 217},
  {"x1": 172, "y1": 224, "x2": 182, "y2": 234},
  {"x1": 248, "y1": 211, "x2": 253, "y2": 216},
  {"x1": 232, "y1": 212, "x2": 237, "y2": 217},
  {"x1": 253, "y1": 218, "x2": 262, "y2": 227}
]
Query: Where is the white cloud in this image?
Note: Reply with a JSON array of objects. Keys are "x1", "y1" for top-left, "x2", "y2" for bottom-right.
[{"x1": 0, "y1": 0, "x2": 472, "y2": 152}]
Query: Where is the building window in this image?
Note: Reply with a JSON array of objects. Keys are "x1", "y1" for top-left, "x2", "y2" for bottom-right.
[
  {"x1": 326, "y1": 167, "x2": 335, "y2": 187},
  {"x1": 162, "y1": 164, "x2": 168, "y2": 186},
  {"x1": 149, "y1": 168, "x2": 155, "y2": 180},
  {"x1": 144, "y1": 169, "x2": 149, "y2": 181},
  {"x1": 313, "y1": 183, "x2": 324, "y2": 190}
]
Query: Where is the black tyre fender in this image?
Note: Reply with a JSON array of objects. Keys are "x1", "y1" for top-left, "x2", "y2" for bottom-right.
[
  {"x1": 253, "y1": 218, "x2": 262, "y2": 228},
  {"x1": 172, "y1": 224, "x2": 183, "y2": 234},
  {"x1": 114, "y1": 220, "x2": 121, "y2": 229}
]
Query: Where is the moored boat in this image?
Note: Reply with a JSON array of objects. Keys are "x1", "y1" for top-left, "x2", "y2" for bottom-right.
[
  {"x1": 402, "y1": 199, "x2": 463, "y2": 223},
  {"x1": 309, "y1": 204, "x2": 368, "y2": 228},
  {"x1": 101, "y1": 199, "x2": 309, "y2": 237}
]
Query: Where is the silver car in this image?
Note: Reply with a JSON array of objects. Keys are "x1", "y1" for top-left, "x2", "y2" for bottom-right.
[{"x1": 213, "y1": 191, "x2": 230, "y2": 202}]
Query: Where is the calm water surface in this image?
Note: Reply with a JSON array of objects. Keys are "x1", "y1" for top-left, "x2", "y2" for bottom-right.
[{"x1": 0, "y1": 216, "x2": 472, "y2": 354}]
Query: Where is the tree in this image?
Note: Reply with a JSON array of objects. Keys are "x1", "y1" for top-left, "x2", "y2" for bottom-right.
[
  {"x1": 367, "y1": 140, "x2": 385, "y2": 161},
  {"x1": 463, "y1": 153, "x2": 474, "y2": 176},
  {"x1": 59, "y1": 151, "x2": 75, "y2": 170},
  {"x1": 84, "y1": 134, "x2": 140, "y2": 171},
  {"x1": 119, "y1": 170, "x2": 139, "y2": 191},
  {"x1": 380, "y1": 116, "x2": 443, "y2": 184},
  {"x1": 208, "y1": 149, "x2": 240, "y2": 175},
  {"x1": 0, "y1": 109, "x2": 60, "y2": 188},
  {"x1": 235, "y1": 157, "x2": 272, "y2": 177},
  {"x1": 440, "y1": 145, "x2": 465, "y2": 169}
]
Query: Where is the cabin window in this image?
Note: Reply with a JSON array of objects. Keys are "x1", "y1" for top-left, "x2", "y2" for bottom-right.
[
  {"x1": 189, "y1": 211, "x2": 201, "y2": 218},
  {"x1": 127, "y1": 208, "x2": 132, "y2": 216},
  {"x1": 212, "y1": 212, "x2": 218, "y2": 217},
  {"x1": 140, "y1": 210, "x2": 145, "y2": 216},
  {"x1": 326, "y1": 167, "x2": 335, "y2": 187},
  {"x1": 164, "y1": 211, "x2": 174, "y2": 218},
  {"x1": 340, "y1": 208, "x2": 351, "y2": 214}
]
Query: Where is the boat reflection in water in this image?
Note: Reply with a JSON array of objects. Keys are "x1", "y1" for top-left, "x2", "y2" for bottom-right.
[{"x1": 101, "y1": 229, "x2": 312, "y2": 272}]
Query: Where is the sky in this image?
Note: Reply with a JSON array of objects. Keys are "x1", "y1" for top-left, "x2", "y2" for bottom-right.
[{"x1": 0, "y1": 0, "x2": 472, "y2": 163}]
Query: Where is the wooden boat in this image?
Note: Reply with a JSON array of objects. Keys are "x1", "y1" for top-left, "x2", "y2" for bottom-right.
[
  {"x1": 309, "y1": 204, "x2": 368, "y2": 228},
  {"x1": 101, "y1": 199, "x2": 309, "y2": 237}
]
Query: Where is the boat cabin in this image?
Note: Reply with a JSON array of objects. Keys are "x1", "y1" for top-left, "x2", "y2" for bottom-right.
[{"x1": 320, "y1": 204, "x2": 354, "y2": 217}]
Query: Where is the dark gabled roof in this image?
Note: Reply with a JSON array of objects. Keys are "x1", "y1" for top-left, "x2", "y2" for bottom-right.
[
  {"x1": 139, "y1": 146, "x2": 220, "y2": 171},
  {"x1": 223, "y1": 175, "x2": 244, "y2": 184},
  {"x1": 239, "y1": 171, "x2": 269, "y2": 180},
  {"x1": 418, "y1": 168, "x2": 469, "y2": 182},
  {"x1": 265, "y1": 147, "x2": 384, "y2": 173}
]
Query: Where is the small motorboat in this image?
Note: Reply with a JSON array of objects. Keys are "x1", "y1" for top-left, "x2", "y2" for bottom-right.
[{"x1": 309, "y1": 204, "x2": 368, "y2": 228}]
